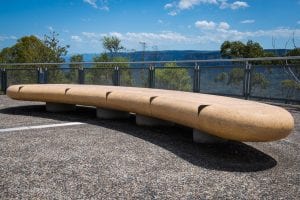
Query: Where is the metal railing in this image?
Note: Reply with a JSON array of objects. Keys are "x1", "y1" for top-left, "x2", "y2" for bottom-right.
[{"x1": 1, "y1": 56, "x2": 300, "y2": 104}]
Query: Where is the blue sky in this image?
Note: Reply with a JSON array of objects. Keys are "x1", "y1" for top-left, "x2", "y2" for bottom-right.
[{"x1": 0, "y1": 0, "x2": 300, "y2": 54}]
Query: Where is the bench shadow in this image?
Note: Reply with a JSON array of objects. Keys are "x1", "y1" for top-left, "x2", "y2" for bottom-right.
[{"x1": 0, "y1": 105, "x2": 277, "y2": 172}]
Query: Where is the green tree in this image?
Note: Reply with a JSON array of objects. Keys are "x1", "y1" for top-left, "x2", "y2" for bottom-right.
[
  {"x1": 102, "y1": 36, "x2": 124, "y2": 56},
  {"x1": 220, "y1": 40, "x2": 269, "y2": 59},
  {"x1": 218, "y1": 40, "x2": 271, "y2": 94},
  {"x1": 227, "y1": 68, "x2": 244, "y2": 86},
  {"x1": 0, "y1": 47, "x2": 15, "y2": 63},
  {"x1": 70, "y1": 54, "x2": 83, "y2": 67},
  {"x1": 68, "y1": 54, "x2": 84, "y2": 83},
  {"x1": 281, "y1": 79, "x2": 300, "y2": 99},
  {"x1": 220, "y1": 41, "x2": 246, "y2": 58},
  {"x1": 286, "y1": 48, "x2": 300, "y2": 81},
  {"x1": 42, "y1": 32, "x2": 70, "y2": 83},
  {"x1": 0, "y1": 35, "x2": 50, "y2": 63},
  {"x1": 251, "y1": 72, "x2": 269, "y2": 93},
  {"x1": 85, "y1": 53, "x2": 131, "y2": 85},
  {"x1": 0, "y1": 36, "x2": 53, "y2": 85},
  {"x1": 43, "y1": 31, "x2": 69, "y2": 63},
  {"x1": 0, "y1": 33, "x2": 70, "y2": 84},
  {"x1": 155, "y1": 62, "x2": 192, "y2": 91}
]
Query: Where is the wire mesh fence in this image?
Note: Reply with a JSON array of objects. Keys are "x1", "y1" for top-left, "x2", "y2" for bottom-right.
[
  {"x1": 250, "y1": 64, "x2": 300, "y2": 101},
  {"x1": 46, "y1": 68, "x2": 78, "y2": 84},
  {"x1": 6, "y1": 68, "x2": 38, "y2": 87},
  {"x1": 0, "y1": 70, "x2": 3, "y2": 94},
  {"x1": 84, "y1": 68, "x2": 115, "y2": 85},
  {"x1": 120, "y1": 67, "x2": 149, "y2": 88},
  {"x1": 199, "y1": 66, "x2": 244, "y2": 96},
  {"x1": 0, "y1": 57, "x2": 299, "y2": 103},
  {"x1": 154, "y1": 66, "x2": 194, "y2": 92}
]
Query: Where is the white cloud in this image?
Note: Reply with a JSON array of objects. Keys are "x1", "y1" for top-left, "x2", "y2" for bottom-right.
[
  {"x1": 195, "y1": 20, "x2": 216, "y2": 30},
  {"x1": 193, "y1": 19, "x2": 300, "y2": 45},
  {"x1": 195, "y1": 20, "x2": 230, "y2": 30},
  {"x1": 79, "y1": 31, "x2": 189, "y2": 46},
  {"x1": 0, "y1": 35, "x2": 17, "y2": 41},
  {"x1": 241, "y1": 19, "x2": 255, "y2": 24},
  {"x1": 71, "y1": 35, "x2": 83, "y2": 42},
  {"x1": 168, "y1": 11, "x2": 178, "y2": 16},
  {"x1": 47, "y1": 26, "x2": 54, "y2": 31},
  {"x1": 178, "y1": 0, "x2": 218, "y2": 10},
  {"x1": 125, "y1": 31, "x2": 189, "y2": 43},
  {"x1": 218, "y1": 22, "x2": 230, "y2": 30},
  {"x1": 83, "y1": 0, "x2": 109, "y2": 11},
  {"x1": 83, "y1": 0, "x2": 98, "y2": 8},
  {"x1": 230, "y1": 1, "x2": 249, "y2": 9},
  {"x1": 74, "y1": 27, "x2": 300, "y2": 51},
  {"x1": 158, "y1": 19, "x2": 164, "y2": 24},
  {"x1": 219, "y1": 0, "x2": 249, "y2": 10},
  {"x1": 164, "y1": 3, "x2": 173, "y2": 9},
  {"x1": 194, "y1": 28, "x2": 300, "y2": 44},
  {"x1": 165, "y1": 0, "x2": 249, "y2": 15},
  {"x1": 82, "y1": 32, "x2": 100, "y2": 38},
  {"x1": 164, "y1": 0, "x2": 218, "y2": 16},
  {"x1": 110, "y1": 32, "x2": 123, "y2": 38}
]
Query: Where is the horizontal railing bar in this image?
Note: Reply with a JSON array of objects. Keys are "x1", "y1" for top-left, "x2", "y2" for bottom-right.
[
  {"x1": 200, "y1": 91, "x2": 244, "y2": 98},
  {"x1": 4, "y1": 68, "x2": 37, "y2": 70},
  {"x1": 0, "y1": 56, "x2": 300, "y2": 66},
  {"x1": 46, "y1": 67, "x2": 79, "y2": 70},
  {"x1": 84, "y1": 68, "x2": 116, "y2": 70},
  {"x1": 249, "y1": 95, "x2": 300, "y2": 102},
  {"x1": 155, "y1": 67, "x2": 194, "y2": 69}
]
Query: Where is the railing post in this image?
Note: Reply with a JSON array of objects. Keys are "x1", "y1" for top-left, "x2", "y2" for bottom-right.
[
  {"x1": 0, "y1": 69, "x2": 2, "y2": 92},
  {"x1": 193, "y1": 63, "x2": 200, "y2": 92},
  {"x1": 37, "y1": 67, "x2": 43, "y2": 84},
  {"x1": 78, "y1": 67, "x2": 85, "y2": 84},
  {"x1": 113, "y1": 66, "x2": 120, "y2": 86},
  {"x1": 37, "y1": 68, "x2": 40, "y2": 84},
  {"x1": 44, "y1": 68, "x2": 48, "y2": 84},
  {"x1": 243, "y1": 61, "x2": 252, "y2": 100},
  {"x1": 148, "y1": 66, "x2": 152, "y2": 88},
  {"x1": 148, "y1": 65, "x2": 155, "y2": 88},
  {"x1": 247, "y1": 63, "x2": 252, "y2": 99},
  {"x1": 152, "y1": 66, "x2": 155, "y2": 88},
  {"x1": 1, "y1": 68, "x2": 7, "y2": 94}
]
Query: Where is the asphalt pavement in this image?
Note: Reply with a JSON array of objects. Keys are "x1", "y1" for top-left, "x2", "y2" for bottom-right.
[{"x1": 0, "y1": 95, "x2": 299, "y2": 199}]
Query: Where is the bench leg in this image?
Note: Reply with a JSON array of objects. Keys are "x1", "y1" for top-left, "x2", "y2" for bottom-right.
[
  {"x1": 96, "y1": 108, "x2": 130, "y2": 119},
  {"x1": 193, "y1": 129, "x2": 227, "y2": 143},
  {"x1": 46, "y1": 102, "x2": 76, "y2": 112}
]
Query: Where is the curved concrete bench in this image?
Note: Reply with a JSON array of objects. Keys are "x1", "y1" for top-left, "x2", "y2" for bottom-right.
[{"x1": 7, "y1": 84, "x2": 294, "y2": 142}]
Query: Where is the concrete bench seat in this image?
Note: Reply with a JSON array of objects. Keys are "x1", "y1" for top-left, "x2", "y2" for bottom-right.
[{"x1": 7, "y1": 84, "x2": 294, "y2": 142}]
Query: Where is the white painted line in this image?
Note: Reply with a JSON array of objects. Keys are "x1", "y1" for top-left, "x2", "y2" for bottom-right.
[{"x1": 0, "y1": 122, "x2": 85, "y2": 133}]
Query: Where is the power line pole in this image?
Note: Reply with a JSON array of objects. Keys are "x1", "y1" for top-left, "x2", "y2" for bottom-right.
[
  {"x1": 152, "y1": 45, "x2": 158, "y2": 61},
  {"x1": 139, "y1": 42, "x2": 146, "y2": 62}
]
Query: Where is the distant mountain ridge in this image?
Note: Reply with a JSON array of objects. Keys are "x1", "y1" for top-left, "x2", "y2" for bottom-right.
[{"x1": 65, "y1": 49, "x2": 289, "y2": 62}]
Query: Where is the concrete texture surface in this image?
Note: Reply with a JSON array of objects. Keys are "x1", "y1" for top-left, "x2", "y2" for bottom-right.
[
  {"x1": 0, "y1": 95, "x2": 299, "y2": 199},
  {"x1": 7, "y1": 84, "x2": 294, "y2": 141}
]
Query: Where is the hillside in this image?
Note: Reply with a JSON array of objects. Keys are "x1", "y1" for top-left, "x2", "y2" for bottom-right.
[{"x1": 65, "y1": 49, "x2": 289, "y2": 63}]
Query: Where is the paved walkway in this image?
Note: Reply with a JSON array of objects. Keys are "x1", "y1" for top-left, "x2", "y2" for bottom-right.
[{"x1": 0, "y1": 96, "x2": 299, "y2": 199}]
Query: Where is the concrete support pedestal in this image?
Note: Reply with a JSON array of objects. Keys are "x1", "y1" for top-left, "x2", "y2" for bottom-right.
[
  {"x1": 193, "y1": 129, "x2": 227, "y2": 143},
  {"x1": 96, "y1": 108, "x2": 130, "y2": 119},
  {"x1": 46, "y1": 102, "x2": 76, "y2": 112},
  {"x1": 136, "y1": 115, "x2": 174, "y2": 126}
]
